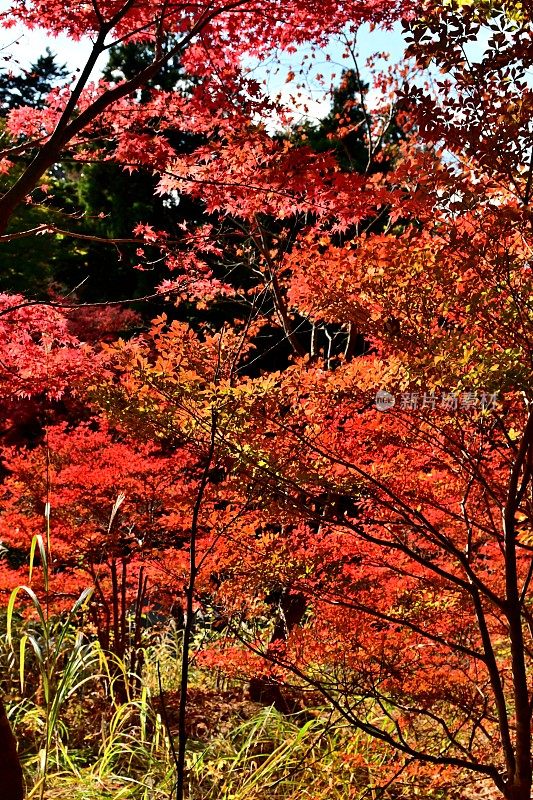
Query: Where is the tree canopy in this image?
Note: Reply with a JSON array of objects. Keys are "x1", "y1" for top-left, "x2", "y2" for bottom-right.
[{"x1": 0, "y1": 1, "x2": 532, "y2": 799}]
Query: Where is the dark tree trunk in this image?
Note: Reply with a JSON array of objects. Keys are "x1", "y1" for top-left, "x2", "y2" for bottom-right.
[
  {"x1": 248, "y1": 590, "x2": 307, "y2": 713},
  {"x1": 0, "y1": 699, "x2": 24, "y2": 800},
  {"x1": 505, "y1": 782, "x2": 532, "y2": 800},
  {"x1": 269, "y1": 591, "x2": 307, "y2": 645},
  {"x1": 176, "y1": 412, "x2": 218, "y2": 800}
]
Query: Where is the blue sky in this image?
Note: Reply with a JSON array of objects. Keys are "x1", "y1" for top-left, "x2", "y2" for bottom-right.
[
  {"x1": 0, "y1": 14, "x2": 407, "y2": 72},
  {"x1": 0, "y1": 2, "x2": 501, "y2": 131},
  {"x1": 247, "y1": 25, "x2": 407, "y2": 122},
  {"x1": 0, "y1": 3, "x2": 408, "y2": 124}
]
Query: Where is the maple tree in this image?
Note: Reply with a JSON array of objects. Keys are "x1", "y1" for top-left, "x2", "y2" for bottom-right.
[
  {"x1": 0, "y1": 0, "x2": 407, "y2": 232},
  {"x1": 0, "y1": 0, "x2": 531, "y2": 799},
  {"x1": 0, "y1": 422, "x2": 185, "y2": 641},
  {"x1": 93, "y1": 6, "x2": 533, "y2": 800}
]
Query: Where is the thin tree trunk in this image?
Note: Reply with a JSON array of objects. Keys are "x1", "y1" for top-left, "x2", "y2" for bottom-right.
[
  {"x1": 176, "y1": 412, "x2": 218, "y2": 800},
  {"x1": 503, "y1": 412, "x2": 533, "y2": 800}
]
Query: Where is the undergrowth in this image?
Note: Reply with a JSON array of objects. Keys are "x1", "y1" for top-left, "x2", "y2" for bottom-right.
[{"x1": 0, "y1": 537, "x2": 460, "y2": 800}]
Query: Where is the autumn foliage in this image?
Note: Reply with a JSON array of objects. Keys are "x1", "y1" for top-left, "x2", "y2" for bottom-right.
[{"x1": 0, "y1": 0, "x2": 532, "y2": 799}]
